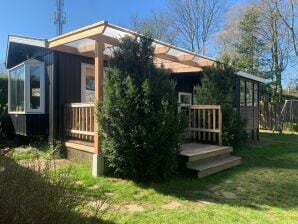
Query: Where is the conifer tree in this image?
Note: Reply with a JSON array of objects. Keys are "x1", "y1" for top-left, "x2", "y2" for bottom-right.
[
  {"x1": 98, "y1": 36, "x2": 185, "y2": 181},
  {"x1": 235, "y1": 6, "x2": 264, "y2": 76}
]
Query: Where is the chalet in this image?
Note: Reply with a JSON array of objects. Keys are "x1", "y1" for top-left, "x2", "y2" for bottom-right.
[{"x1": 5, "y1": 21, "x2": 265, "y2": 178}]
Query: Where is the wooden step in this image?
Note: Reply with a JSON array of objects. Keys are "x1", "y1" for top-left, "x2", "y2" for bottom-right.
[
  {"x1": 180, "y1": 143, "x2": 233, "y2": 162},
  {"x1": 187, "y1": 156, "x2": 241, "y2": 179},
  {"x1": 186, "y1": 152, "x2": 231, "y2": 167}
]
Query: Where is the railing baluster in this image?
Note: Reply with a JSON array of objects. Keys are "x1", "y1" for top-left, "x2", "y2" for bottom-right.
[
  {"x1": 64, "y1": 103, "x2": 95, "y2": 142},
  {"x1": 187, "y1": 105, "x2": 222, "y2": 145}
]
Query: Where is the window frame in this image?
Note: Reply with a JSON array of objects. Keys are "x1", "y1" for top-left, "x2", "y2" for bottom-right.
[
  {"x1": 178, "y1": 92, "x2": 192, "y2": 107},
  {"x1": 26, "y1": 62, "x2": 45, "y2": 114},
  {"x1": 8, "y1": 60, "x2": 45, "y2": 114}
]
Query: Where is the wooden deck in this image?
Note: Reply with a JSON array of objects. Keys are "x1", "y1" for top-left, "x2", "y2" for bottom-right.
[{"x1": 179, "y1": 143, "x2": 241, "y2": 178}]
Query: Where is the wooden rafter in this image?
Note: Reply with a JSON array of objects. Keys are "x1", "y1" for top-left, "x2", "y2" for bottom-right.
[
  {"x1": 48, "y1": 21, "x2": 106, "y2": 48},
  {"x1": 48, "y1": 21, "x2": 217, "y2": 72}
]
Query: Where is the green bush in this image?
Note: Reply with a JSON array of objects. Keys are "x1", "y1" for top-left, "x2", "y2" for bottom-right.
[
  {"x1": 0, "y1": 157, "x2": 81, "y2": 224},
  {"x1": 195, "y1": 66, "x2": 247, "y2": 148},
  {"x1": 0, "y1": 74, "x2": 8, "y2": 115},
  {"x1": 0, "y1": 75, "x2": 14, "y2": 145},
  {"x1": 98, "y1": 36, "x2": 185, "y2": 181}
]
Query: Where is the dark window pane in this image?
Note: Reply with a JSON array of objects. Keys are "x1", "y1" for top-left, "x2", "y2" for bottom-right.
[
  {"x1": 10, "y1": 65, "x2": 25, "y2": 112},
  {"x1": 254, "y1": 83, "x2": 258, "y2": 107},
  {"x1": 240, "y1": 80, "x2": 245, "y2": 106},
  {"x1": 29, "y1": 66, "x2": 41, "y2": 109},
  {"x1": 246, "y1": 81, "x2": 253, "y2": 107}
]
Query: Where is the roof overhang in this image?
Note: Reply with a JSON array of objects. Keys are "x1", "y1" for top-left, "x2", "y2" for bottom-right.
[
  {"x1": 6, "y1": 35, "x2": 47, "y2": 69},
  {"x1": 48, "y1": 20, "x2": 218, "y2": 73},
  {"x1": 236, "y1": 71, "x2": 266, "y2": 83}
]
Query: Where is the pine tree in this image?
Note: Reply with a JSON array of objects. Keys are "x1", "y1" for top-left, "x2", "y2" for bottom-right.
[
  {"x1": 235, "y1": 7, "x2": 264, "y2": 76},
  {"x1": 98, "y1": 36, "x2": 185, "y2": 181}
]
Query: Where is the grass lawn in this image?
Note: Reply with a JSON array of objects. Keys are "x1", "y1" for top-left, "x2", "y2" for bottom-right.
[
  {"x1": 57, "y1": 131, "x2": 298, "y2": 224},
  {"x1": 3, "y1": 131, "x2": 298, "y2": 223}
]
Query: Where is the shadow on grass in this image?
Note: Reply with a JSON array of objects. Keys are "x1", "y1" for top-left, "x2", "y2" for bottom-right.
[
  {"x1": 135, "y1": 137, "x2": 298, "y2": 211},
  {"x1": 0, "y1": 156, "x2": 114, "y2": 224}
]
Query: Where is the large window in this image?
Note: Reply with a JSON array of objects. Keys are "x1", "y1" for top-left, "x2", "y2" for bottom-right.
[
  {"x1": 9, "y1": 65, "x2": 25, "y2": 112},
  {"x1": 8, "y1": 60, "x2": 45, "y2": 114},
  {"x1": 246, "y1": 81, "x2": 253, "y2": 107},
  {"x1": 81, "y1": 63, "x2": 109, "y2": 102},
  {"x1": 81, "y1": 64, "x2": 95, "y2": 102},
  {"x1": 239, "y1": 78, "x2": 258, "y2": 108},
  {"x1": 240, "y1": 79, "x2": 245, "y2": 106},
  {"x1": 254, "y1": 83, "x2": 259, "y2": 107}
]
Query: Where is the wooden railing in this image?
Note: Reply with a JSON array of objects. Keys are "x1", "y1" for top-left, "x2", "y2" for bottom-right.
[
  {"x1": 64, "y1": 103, "x2": 95, "y2": 141},
  {"x1": 188, "y1": 105, "x2": 222, "y2": 145}
]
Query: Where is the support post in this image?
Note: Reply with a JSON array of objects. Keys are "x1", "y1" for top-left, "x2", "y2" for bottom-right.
[
  {"x1": 218, "y1": 107, "x2": 223, "y2": 146},
  {"x1": 93, "y1": 40, "x2": 105, "y2": 177}
]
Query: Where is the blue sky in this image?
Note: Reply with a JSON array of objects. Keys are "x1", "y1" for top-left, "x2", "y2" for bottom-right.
[
  {"x1": 0, "y1": 0, "x2": 296, "y2": 85},
  {"x1": 0, "y1": 0, "x2": 167, "y2": 60}
]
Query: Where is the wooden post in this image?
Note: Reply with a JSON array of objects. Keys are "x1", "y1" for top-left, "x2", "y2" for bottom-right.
[
  {"x1": 94, "y1": 40, "x2": 104, "y2": 154},
  {"x1": 218, "y1": 107, "x2": 223, "y2": 146}
]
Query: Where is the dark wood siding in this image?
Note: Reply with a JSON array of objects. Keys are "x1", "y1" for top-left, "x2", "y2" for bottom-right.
[
  {"x1": 10, "y1": 114, "x2": 48, "y2": 136},
  {"x1": 56, "y1": 52, "x2": 94, "y2": 104},
  {"x1": 9, "y1": 46, "x2": 54, "y2": 138},
  {"x1": 54, "y1": 52, "x2": 94, "y2": 140},
  {"x1": 171, "y1": 72, "x2": 202, "y2": 95}
]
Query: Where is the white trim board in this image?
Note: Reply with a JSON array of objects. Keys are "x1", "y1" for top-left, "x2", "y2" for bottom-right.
[
  {"x1": 236, "y1": 71, "x2": 266, "y2": 83},
  {"x1": 8, "y1": 35, "x2": 47, "y2": 48}
]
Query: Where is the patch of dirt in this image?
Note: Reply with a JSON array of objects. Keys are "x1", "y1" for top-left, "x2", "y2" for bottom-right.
[
  {"x1": 18, "y1": 158, "x2": 71, "y2": 171},
  {"x1": 221, "y1": 191, "x2": 237, "y2": 199},
  {"x1": 87, "y1": 200, "x2": 109, "y2": 210},
  {"x1": 208, "y1": 184, "x2": 220, "y2": 191},
  {"x1": 197, "y1": 200, "x2": 215, "y2": 205},
  {"x1": 236, "y1": 187, "x2": 246, "y2": 192},
  {"x1": 162, "y1": 201, "x2": 182, "y2": 210},
  {"x1": 125, "y1": 204, "x2": 145, "y2": 212},
  {"x1": 104, "y1": 192, "x2": 115, "y2": 197},
  {"x1": 87, "y1": 184, "x2": 99, "y2": 190},
  {"x1": 224, "y1": 179, "x2": 233, "y2": 184},
  {"x1": 75, "y1": 180, "x2": 84, "y2": 185}
]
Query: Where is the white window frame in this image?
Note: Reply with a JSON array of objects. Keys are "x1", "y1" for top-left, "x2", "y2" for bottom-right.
[
  {"x1": 8, "y1": 60, "x2": 45, "y2": 114},
  {"x1": 81, "y1": 63, "x2": 95, "y2": 103},
  {"x1": 26, "y1": 62, "x2": 45, "y2": 113},
  {"x1": 8, "y1": 63, "x2": 26, "y2": 114},
  {"x1": 178, "y1": 92, "x2": 192, "y2": 107}
]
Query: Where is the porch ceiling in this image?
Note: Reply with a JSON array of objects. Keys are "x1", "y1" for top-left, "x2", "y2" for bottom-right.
[{"x1": 48, "y1": 20, "x2": 217, "y2": 73}]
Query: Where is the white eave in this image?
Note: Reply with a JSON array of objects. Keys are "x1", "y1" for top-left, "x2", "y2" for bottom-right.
[
  {"x1": 8, "y1": 35, "x2": 47, "y2": 48},
  {"x1": 6, "y1": 35, "x2": 47, "y2": 68},
  {"x1": 237, "y1": 71, "x2": 266, "y2": 83}
]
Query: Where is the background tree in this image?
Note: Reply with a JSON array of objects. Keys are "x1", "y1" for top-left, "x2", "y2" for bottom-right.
[
  {"x1": 234, "y1": 6, "x2": 265, "y2": 76},
  {"x1": 98, "y1": 36, "x2": 185, "y2": 181},
  {"x1": 215, "y1": 3, "x2": 249, "y2": 64},
  {"x1": 130, "y1": 11, "x2": 178, "y2": 45},
  {"x1": 195, "y1": 66, "x2": 247, "y2": 148},
  {"x1": 274, "y1": 0, "x2": 298, "y2": 56},
  {"x1": 166, "y1": 0, "x2": 225, "y2": 55},
  {"x1": 258, "y1": 0, "x2": 291, "y2": 102}
]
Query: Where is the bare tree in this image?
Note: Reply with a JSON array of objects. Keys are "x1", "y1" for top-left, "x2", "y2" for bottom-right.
[
  {"x1": 167, "y1": 0, "x2": 225, "y2": 55},
  {"x1": 214, "y1": 3, "x2": 250, "y2": 63},
  {"x1": 130, "y1": 11, "x2": 178, "y2": 45},
  {"x1": 274, "y1": 0, "x2": 298, "y2": 56},
  {"x1": 257, "y1": 0, "x2": 292, "y2": 102}
]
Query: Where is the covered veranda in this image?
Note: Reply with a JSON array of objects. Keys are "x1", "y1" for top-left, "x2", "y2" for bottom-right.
[{"x1": 47, "y1": 20, "x2": 222, "y2": 163}]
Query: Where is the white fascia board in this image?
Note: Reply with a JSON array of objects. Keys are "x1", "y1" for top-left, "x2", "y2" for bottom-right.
[
  {"x1": 8, "y1": 35, "x2": 47, "y2": 48},
  {"x1": 236, "y1": 71, "x2": 266, "y2": 83}
]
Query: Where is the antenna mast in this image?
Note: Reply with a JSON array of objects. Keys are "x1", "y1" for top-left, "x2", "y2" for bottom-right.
[{"x1": 54, "y1": 0, "x2": 66, "y2": 35}]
